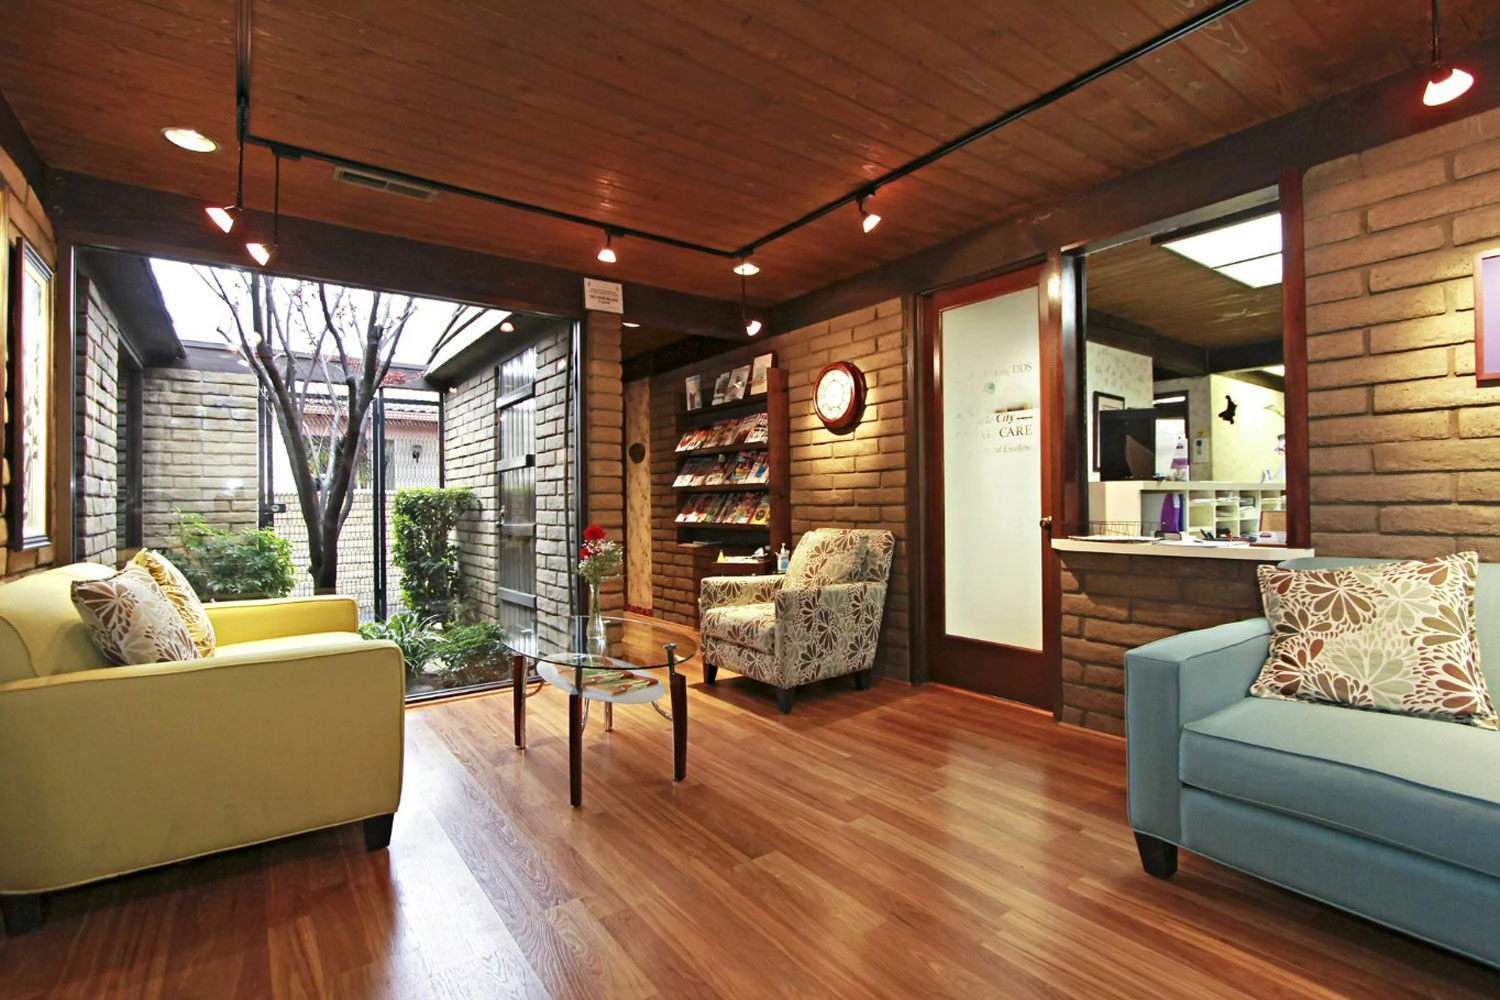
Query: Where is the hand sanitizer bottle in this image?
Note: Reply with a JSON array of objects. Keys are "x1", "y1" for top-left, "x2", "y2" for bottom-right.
[{"x1": 777, "y1": 543, "x2": 790, "y2": 573}]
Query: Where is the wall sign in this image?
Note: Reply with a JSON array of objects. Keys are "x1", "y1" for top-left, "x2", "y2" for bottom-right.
[
  {"x1": 1475, "y1": 247, "x2": 1500, "y2": 383},
  {"x1": 583, "y1": 277, "x2": 624, "y2": 314},
  {"x1": 813, "y1": 361, "x2": 867, "y2": 433}
]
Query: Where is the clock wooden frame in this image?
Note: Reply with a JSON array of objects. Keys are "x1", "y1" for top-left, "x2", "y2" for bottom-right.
[{"x1": 813, "y1": 361, "x2": 867, "y2": 434}]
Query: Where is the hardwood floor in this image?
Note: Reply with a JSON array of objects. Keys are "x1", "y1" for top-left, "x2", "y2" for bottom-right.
[{"x1": 2, "y1": 664, "x2": 1497, "y2": 999}]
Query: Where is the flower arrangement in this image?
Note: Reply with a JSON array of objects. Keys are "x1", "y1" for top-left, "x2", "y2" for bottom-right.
[{"x1": 577, "y1": 523, "x2": 623, "y2": 585}]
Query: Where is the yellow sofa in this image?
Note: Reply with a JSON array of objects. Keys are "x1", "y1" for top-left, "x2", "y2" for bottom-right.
[{"x1": 0, "y1": 563, "x2": 405, "y2": 935}]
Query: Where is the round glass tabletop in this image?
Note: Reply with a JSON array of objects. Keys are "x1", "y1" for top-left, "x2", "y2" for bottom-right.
[{"x1": 502, "y1": 616, "x2": 698, "y2": 670}]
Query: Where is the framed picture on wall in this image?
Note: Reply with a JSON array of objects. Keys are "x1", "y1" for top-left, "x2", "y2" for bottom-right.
[
  {"x1": 7, "y1": 234, "x2": 53, "y2": 551},
  {"x1": 1091, "y1": 391, "x2": 1125, "y2": 473},
  {"x1": 1475, "y1": 247, "x2": 1500, "y2": 384}
]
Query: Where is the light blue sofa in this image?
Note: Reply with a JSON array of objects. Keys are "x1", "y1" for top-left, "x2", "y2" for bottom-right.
[{"x1": 1125, "y1": 557, "x2": 1500, "y2": 969}]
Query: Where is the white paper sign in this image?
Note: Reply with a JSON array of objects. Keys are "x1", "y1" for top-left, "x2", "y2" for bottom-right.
[{"x1": 583, "y1": 277, "x2": 624, "y2": 314}]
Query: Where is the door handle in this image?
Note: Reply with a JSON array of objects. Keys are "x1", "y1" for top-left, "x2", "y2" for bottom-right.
[{"x1": 1039, "y1": 516, "x2": 1053, "y2": 531}]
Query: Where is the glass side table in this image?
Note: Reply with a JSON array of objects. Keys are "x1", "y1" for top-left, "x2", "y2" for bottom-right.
[{"x1": 503, "y1": 616, "x2": 697, "y2": 807}]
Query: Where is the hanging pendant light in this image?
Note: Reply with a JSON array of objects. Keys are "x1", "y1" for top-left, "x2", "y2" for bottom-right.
[
  {"x1": 245, "y1": 152, "x2": 279, "y2": 266},
  {"x1": 207, "y1": 125, "x2": 246, "y2": 233},
  {"x1": 1423, "y1": 0, "x2": 1474, "y2": 107}
]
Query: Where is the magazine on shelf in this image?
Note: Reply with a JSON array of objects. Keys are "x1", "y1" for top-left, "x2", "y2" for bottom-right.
[
  {"x1": 579, "y1": 669, "x2": 659, "y2": 697},
  {"x1": 745, "y1": 412, "x2": 769, "y2": 444},
  {"x1": 749, "y1": 451, "x2": 770, "y2": 484},
  {"x1": 750, "y1": 495, "x2": 771, "y2": 525},
  {"x1": 728, "y1": 452, "x2": 756, "y2": 483},
  {"x1": 726, "y1": 365, "x2": 751, "y2": 401},
  {"x1": 684, "y1": 374, "x2": 703, "y2": 410},
  {"x1": 733, "y1": 413, "x2": 761, "y2": 443},
  {"x1": 704, "y1": 455, "x2": 731, "y2": 485},
  {"x1": 675, "y1": 427, "x2": 708, "y2": 451},
  {"x1": 672, "y1": 461, "x2": 697, "y2": 488},
  {"x1": 750, "y1": 353, "x2": 773, "y2": 395},
  {"x1": 728, "y1": 493, "x2": 759, "y2": 524},
  {"x1": 711, "y1": 371, "x2": 732, "y2": 405}
]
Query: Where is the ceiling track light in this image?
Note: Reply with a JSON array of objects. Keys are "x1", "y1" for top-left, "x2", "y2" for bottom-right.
[
  {"x1": 1423, "y1": 0, "x2": 1474, "y2": 107},
  {"x1": 597, "y1": 230, "x2": 618, "y2": 264},
  {"x1": 207, "y1": 110, "x2": 247, "y2": 233},
  {"x1": 740, "y1": 267, "x2": 762, "y2": 337},
  {"x1": 732, "y1": 258, "x2": 760, "y2": 276},
  {"x1": 245, "y1": 151, "x2": 279, "y2": 267},
  {"x1": 858, "y1": 193, "x2": 882, "y2": 234}
]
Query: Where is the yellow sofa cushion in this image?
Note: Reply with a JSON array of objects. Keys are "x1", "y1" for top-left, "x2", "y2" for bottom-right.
[
  {"x1": 0, "y1": 563, "x2": 116, "y2": 682},
  {"x1": 128, "y1": 550, "x2": 216, "y2": 657}
]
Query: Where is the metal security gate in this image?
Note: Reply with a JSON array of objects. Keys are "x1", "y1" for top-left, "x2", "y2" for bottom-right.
[{"x1": 495, "y1": 346, "x2": 539, "y2": 634}]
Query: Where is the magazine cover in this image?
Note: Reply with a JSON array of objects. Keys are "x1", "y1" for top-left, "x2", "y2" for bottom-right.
[
  {"x1": 675, "y1": 427, "x2": 706, "y2": 451},
  {"x1": 746, "y1": 412, "x2": 769, "y2": 444},
  {"x1": 704, "y1": 455, "x2": 730, "y2": 485},
  {"x1": 750, "y1": 353, "x2": 773, "y2": 395},
  {"x1": 728, "y1": 493, "x2": 759, "y2": 524},
  {"x1": 685, "y1": 374, "x2": 703, "y2": 410},
  {"x1": 711, "y1": 371, "x2": 732, "y2": 405},
  {"x1": 728, "y1": 452, "x2": 755, "y2": 482},
  {"x1": 727, "y1": 365, "x2": 751, "y2": 401},
  {"x1": 750, "y1": 496, "x2": 771, "y2": 525},
  {"x1": 749, "y1": 451, "x2": 770, "y2": 484}
]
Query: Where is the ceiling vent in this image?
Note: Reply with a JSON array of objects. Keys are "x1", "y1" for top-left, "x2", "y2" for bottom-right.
[{"x1": 332, "y1": 166, "x2": 437, "y2": 202}]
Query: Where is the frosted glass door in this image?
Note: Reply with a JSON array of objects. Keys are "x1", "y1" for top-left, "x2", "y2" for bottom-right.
[{"x1": 941, "y1": 287, "x2": 1043, "y2": 651}]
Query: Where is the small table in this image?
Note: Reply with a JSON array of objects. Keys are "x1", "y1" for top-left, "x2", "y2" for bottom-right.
[{"x1": 504, "y1": 617, "x2": 697, "y2": 807}]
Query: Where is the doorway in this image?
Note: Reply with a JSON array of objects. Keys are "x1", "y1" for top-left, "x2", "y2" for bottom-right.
[
  {"x1": 921, "y1": 264, "x2": 1065, "y2": 709},
  {"x1": 495, "y1": 345, "x2": 540, "y2": 634}
]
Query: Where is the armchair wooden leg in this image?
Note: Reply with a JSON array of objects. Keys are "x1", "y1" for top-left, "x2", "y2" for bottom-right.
[
  {"x1": 703, "y1": 661, "x2": 718, "y2": 685},
  {"x1": 1, "y1": 893, "x2": 42, "y2": 936},
  {"x1": 363, "y1": 813, "x2": 395, "y2": 852},
  {"x1": 776, "y1": 686, "x2": 796, "y2": 714},
  {"x1": 853, "y1": 668, "x2": 874, "y2": 691},
  {"x1": 1134, "y1": 833, "x2": 1178, "y2": 879}
]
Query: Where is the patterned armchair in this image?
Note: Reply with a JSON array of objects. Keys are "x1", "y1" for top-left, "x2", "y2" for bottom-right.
[{"x1": 698, "y1": 528, "x2": 895, "y2": 713}]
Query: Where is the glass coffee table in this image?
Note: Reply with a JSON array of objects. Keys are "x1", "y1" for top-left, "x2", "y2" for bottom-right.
[{"x1": 503, "y1": 617, "x2": 696, "y2": 807}]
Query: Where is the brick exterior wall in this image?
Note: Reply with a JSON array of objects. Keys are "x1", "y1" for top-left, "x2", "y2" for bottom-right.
[
  {"x1": 1303, "y1": 105, "x2": 1500, "y2": 559},
  {"x1": 535, "y1": 328, "x2": 576, "y2": 647},
  {"x1": 444, "y1": 364, "x2": 499, "y2": 621},
  {"x1": 75, "y1": 276, "x2": 120, "y2": 566},
  {"x1": 140, "y1": 367, "x2": 259, "y2": 548},
  {"x1": 1057, "y1": 551, "x2": 1263, "y2": 735},
  {"x1": 584, "y1": 312, "x2": 625, "y2": 617},
  {"x1": 648, "y1": 299, "x2": 911, "y2": 680}
]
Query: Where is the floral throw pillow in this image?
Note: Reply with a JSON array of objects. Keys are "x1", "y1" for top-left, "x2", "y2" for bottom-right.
[
  {"x1": 71, "y1": 567, "x2": 200, "y2": 667},
  {"x1": 129, "y1": 549, "x2": 216, "y2": 657},
  {"x1": 1251, "y1": 553, "x2": 1496, "y2": 730}
]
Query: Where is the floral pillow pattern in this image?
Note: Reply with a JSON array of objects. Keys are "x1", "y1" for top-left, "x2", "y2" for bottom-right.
[
  {"x1": 129, "y1": 549, "x2": 216, "y2": 657},
  {"x1": 1251, "y1": 553, "x2": 1496, "y2": 730},
  {"x1": 72, "y1": 567, "x2": 201, "y2": 667}
]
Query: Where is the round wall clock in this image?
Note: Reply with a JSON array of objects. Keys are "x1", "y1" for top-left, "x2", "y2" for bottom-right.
[{"x1": 813, "y1": 361, "x2": 867, "y2": 434}]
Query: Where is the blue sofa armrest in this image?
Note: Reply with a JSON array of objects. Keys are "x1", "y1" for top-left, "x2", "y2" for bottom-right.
[{"x1": 1124, "y1": 618, "x2": 1271, "y2": 843}]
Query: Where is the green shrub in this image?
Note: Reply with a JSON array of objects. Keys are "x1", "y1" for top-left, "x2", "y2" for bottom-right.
[
  {"x1": 391, "y1": 487, "x2": 476, "y2": 623},
  {"x1": 433, "y1": 622, "x2": 510, "y2": 687},
  {"x1": 358, "y1": 611, "x2": 442, "y2": 674},
  {"x1": 172, "y1": 511, "x2": 295, "y2": 600}
]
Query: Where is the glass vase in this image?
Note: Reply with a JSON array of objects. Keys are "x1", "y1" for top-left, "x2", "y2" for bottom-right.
[{"x1": 586, "y1": 580, "x2": 606, "y2": 655}]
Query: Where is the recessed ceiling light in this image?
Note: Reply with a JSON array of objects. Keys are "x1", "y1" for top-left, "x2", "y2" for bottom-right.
[
  {"x1": 622, "y1": 321, "x2": 641, "y2": 328},
  {"x1": 1261, "y1": 365, "x2": 1285, "y2": 376},
  {"x1": 162, "y1": 127, "x2": 219, "y2": 153},
  {"x1": 1161, "y1": 213, "x2": 1283, "y2": 288}
]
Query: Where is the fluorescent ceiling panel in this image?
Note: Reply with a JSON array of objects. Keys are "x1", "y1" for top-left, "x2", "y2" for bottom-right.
[
  {"x1": 1216, "y1": 253, "x2": 1283, "y2": 288},
  {"x1": 1162, "y1": 213, "x2": 1281, "y2": 268}
]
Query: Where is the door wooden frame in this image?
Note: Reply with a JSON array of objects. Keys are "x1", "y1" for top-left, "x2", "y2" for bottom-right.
[{"x1": 918, "y1": 258, "x2": 1076, "y2": 712}]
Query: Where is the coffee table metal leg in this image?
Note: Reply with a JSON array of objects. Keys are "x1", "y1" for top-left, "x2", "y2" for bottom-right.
[
  {"x1": 511, "y1": 655, "x2": 527, "y2": 749},
  {"x1": 671, "y1": 672, "x2": 687, "y2": 781},
  {"x1": 569, "y1": 692, "x2": 584, "y2": 807},
  {"x1": 605, "y1": 701, "x2": 613, "y2": 732}
]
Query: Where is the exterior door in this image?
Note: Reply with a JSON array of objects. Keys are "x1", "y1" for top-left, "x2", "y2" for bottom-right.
[
  {"x1": 922, "y1": 264, "x2": 1064, "y2": 710},
  {"x1": 495, "y1": 347, "x2": 539, "y2": 633}
]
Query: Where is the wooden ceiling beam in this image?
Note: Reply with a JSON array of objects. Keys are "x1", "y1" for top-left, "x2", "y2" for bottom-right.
[{"x1": 1086, "y1": 310, "x2": 1207, "y2": 377}]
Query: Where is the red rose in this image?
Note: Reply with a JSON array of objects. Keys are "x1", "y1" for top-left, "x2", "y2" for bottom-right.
[
  {"x1": 580, "y1": 546, "x2": 590, "y2": 560},
  {"x1": 583, "y1": 524, "x2": 606, "y2": 542}
]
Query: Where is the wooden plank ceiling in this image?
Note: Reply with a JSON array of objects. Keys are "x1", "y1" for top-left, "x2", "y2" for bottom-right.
[
  {"x1": 3, "y1": 0, "x2": 1499, "y2": 305},
  {"x1": 1086, "y1": 237, "x2": 1281, "y2": 349}
]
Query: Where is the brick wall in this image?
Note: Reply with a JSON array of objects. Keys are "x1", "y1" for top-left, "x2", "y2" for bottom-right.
[
  {"x1": 648, "y1": 299, "x2": 912, "y2": 680},
  {"x1": 1057, "y1": 551, "x2": 1263, "y2": 735},
  {"x1": 1302, "y1": 105, "x2": 1500, "y2": 559},
  {"x1": 444, "y1": 364, "x2": 499, "y2": 621},
  {"x1": 75, "y1": 277, "x2": 120, "y2": 566},
  {"x1": 584, "y1": 312, "x2": 625, "y2": 617},
  {"x1": 140, "y1": 367, "x2": 259, "y2": 547}
]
